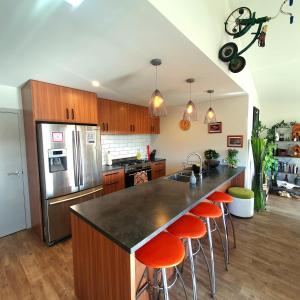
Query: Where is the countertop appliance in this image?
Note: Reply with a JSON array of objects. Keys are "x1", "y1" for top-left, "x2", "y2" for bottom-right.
[
  {"x1": 111, "y1": 157, "x2": 152, "y2": 187},
  {"x1": 37, "y1": 123, "x2": 102, "y2": 245}
]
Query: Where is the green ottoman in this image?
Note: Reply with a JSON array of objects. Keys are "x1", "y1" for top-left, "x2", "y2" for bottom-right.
[{"x1": 228, "y1": 187, "x2": 254, "y2": 218}]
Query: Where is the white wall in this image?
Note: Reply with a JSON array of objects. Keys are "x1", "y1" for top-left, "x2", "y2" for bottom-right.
[
  {"x1": 0, "y1": 84, "x2": 22, "y2": 109},
  {"x1": 151, "y1": 96, "x2": 249, "y2": 176}
]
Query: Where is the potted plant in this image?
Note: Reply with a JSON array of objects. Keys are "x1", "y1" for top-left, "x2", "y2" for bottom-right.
[
  {"x1": 251, "y1": 121, "x2": 268, "y2": 211},
  {"x1": 225, "y1": 149, "x2": 239, "y2": 168},
  {"x1": 204, "y1": 149, "x2": 220, "y2": 168}
]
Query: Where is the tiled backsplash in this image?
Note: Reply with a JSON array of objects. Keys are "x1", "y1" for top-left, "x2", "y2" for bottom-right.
[{"x1": 101, "y1": 135, "x2": 152, "y2": 165}]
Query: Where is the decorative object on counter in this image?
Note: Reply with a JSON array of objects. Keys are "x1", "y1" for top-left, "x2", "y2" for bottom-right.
[
  {"x1": 225, "y1": 149, "x2": 239, "y2": 168},
  {"x1": 208, "y1": 122, "x2": 222, "y2": 133},
  {"x1": 189, "y1": 171, "x2": 197, "y2": 185},
  {"x1": 147, "y1": 145, "x2": 150, "y2": 161},
  {"x1": 179, "y1": 119, "x2": 191, "y2": 131},
  {"x1": 295, "y1": 175, "x2": 300, "y2": 186},
  {"x1": 106, "y1": 151, "x2": 112, "y2": 166},
  {"x1": 204, "y1": 89, "x2": 217, "y2": 124},
  {"x1": 148, "y1": 58, "x2": 167, "y2": 117},
  {"x1": 204, "y1": 149, "x2": 220, "y2": 169},
  {"x1": 183, "y1": 78, "x2": 197, "y2": 121},
  {"x1": 227, "y1": 135, "x2": 243, "y2": 148},
  {"x1": 150, "y1": 149, "x2": 156, "y2": 161},
  {"x1": 228, "y1": 187, "x2": 254, "y2": 218},
  {"x1": 219, "y1": 1, "x2": 294, "y2": 73}
]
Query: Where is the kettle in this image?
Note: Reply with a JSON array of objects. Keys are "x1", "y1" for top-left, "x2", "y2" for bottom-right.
[{"x1": 150, "y1": 149, "x2": 156, "y2": 161}]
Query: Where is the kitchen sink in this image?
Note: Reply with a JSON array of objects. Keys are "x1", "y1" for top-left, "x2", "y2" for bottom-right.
[{"x1": 167, "y1": 169, "x2": 207, "y2": 183}]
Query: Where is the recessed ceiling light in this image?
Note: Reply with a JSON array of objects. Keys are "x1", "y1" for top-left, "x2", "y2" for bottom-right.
[
  {"x1": 65, "y1": 0, "x2": 85, "y2": 7},
  {"x1": 91, "y1": 80, "x2": 100, "y2": 87}
]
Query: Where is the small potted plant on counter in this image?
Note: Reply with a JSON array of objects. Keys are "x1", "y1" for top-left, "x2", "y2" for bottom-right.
[
  {"x1": 204, "y1": 149, "x2": 220, "y2": 169},
  {"x1": 225, "y1": 149, "x2": 239, "y2": 168}
]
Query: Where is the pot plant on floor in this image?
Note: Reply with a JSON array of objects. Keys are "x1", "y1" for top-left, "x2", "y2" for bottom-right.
[
  {"x1": 204, "y1": 149, "x2": 220, "y2": 168},
  {"x1": 252, "y1": 121, "x2": 267, "y2": 211},
  {"x1": 225, "y1": 149, "x2": 239, "y2": 168}
]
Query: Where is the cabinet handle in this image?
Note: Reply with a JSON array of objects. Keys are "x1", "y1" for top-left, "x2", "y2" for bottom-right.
[
  {"x1": 71, "y1": 109, "x2": 75, "y2": 120},
  {"x1": 133, "y1": 124, "x2": 135, "y2": 132},
  {"x1": 66, "y1": 108, "x2": 69, "y2": 119},
  {"x1": 106, "y1": 181, "x2": 118, "y2": 186},
  {"x1": 102, "y1": 123, "x2": 105, "y2": 131},
  {"x1": 104, "y1": 172, "x2": 119, "y2": 176},
  {"x1": 106, "y1": 123, "x2": 109, "y2": 131}
]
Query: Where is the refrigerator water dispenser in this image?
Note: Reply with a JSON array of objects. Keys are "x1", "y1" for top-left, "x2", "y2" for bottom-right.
[{"x1": 48, "y1": 149, "x2": 67, "y2": 173}]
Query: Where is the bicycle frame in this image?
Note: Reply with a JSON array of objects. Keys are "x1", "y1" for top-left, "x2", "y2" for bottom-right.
[{"x1": 233, "y1": 12, "x2": 271, "y2": 39}]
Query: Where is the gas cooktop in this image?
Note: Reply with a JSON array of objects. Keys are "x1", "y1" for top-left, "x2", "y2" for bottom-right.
[{"x1": 112, "y1": 157, "x2": 151, "y2": 173}]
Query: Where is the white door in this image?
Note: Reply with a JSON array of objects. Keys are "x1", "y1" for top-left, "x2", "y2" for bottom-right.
[{"x1": 0, "y1": 111, "x2": 27, "y2": 237}]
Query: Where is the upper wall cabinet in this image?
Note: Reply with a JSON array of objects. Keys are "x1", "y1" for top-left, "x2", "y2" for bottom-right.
[
  {"x1": 30, "y1": 80, "x2": 98, "y2": 124},
  {"x1": 98, "y1": 98, "x2": 160, "y2": 134}
]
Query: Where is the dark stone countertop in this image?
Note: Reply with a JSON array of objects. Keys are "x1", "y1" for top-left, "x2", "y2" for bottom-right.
[
  {"x1": 70, "y1": 166, "x2": 245, "y2": 253},
  {"x1": 102, "y1": 165, "x2": 124, "y2": 173}
]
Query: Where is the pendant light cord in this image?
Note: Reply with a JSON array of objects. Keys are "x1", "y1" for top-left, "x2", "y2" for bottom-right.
[
  {"x1": 155, "y1": 66, "x2": 158, "y2": 89},
  {"x1": 189, "y1": 82, "x2": 192, "y2": 100}
]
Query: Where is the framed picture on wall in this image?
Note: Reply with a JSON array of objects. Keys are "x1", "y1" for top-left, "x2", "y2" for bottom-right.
[
  {"x1": 208, "y1": 122, "x2": 222, "y2": 133},
  {"x1": 227, "y1": 135, "x2": 243, "y2": 148}
]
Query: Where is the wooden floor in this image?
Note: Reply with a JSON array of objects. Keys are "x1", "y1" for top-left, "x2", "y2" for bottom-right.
[{"x1": 1, "y1": 195, "x2": 300, "y2": 300}]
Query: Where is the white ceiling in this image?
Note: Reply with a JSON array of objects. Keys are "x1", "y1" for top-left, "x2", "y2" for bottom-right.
[
  {"x1": 229, "y1": 0, "x2": 300, "y2": 111},
  {"x1": 0, "y1": 0, "x2": 244, "y2": 106}
]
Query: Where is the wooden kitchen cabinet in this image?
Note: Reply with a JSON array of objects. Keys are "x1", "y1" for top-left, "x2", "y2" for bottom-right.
[
  {"x1": 98, "y1": 98, "x2": 160, "y2": 134},
  {"x1": 31, "y1": 80, "x2": 98, "y2": 124},
  {"x1": 151, "y1": 160, "x2": 166, "y2": 180},
  {"x1": 102, "y1": 169, "x2": 125, "y2": 195}
]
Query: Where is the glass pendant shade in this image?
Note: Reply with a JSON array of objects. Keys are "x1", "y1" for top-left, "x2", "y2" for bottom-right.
[
  {"x1": 204, "y1": 89, "x2": 217, "y2": 124},
  {"x1": 183, "y1": 100, "x2": 197, "y2": 121},
  {"x1": 148, "y1": 58, "x2": 167, "y2": 117},
  {"x1": 183, "y1": 78, "x2": 197, "y2": 121},
  {"x1": 204, "y1": 107, "x2": 217, "y2": 123},
  {"x1": 149, "y1": 89, "x2": 167, "y2": 117}
]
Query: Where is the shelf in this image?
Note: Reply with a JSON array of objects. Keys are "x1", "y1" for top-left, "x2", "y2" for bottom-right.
[
  {"x1": 277, "y1": 171, "x2": 299, "y2": 175},
  {"x1": 275, "y1": 156, "x2": 300, "y2": 159}
]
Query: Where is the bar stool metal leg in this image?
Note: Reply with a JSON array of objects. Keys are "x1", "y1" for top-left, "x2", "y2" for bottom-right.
[
  {"x1": 220, "y1": 203, "x2": 229, "y2": 266},
  {"x1": 187, "y1": 238, "x2": 198, "y2": 300},
  {"x1": 206, "y1": 217, "x2": 216, "y2": 297},
  {"x1": 161, "y1": 268, "x2": 170, "y2": 300},
  {"x1": 226, "y1": 204, "x2": 237, "y2": 248}
]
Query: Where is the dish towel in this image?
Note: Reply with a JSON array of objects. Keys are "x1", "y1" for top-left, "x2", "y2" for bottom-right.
[{"x1": 134, "y1": 171, "x2": 148, "y2": 186}]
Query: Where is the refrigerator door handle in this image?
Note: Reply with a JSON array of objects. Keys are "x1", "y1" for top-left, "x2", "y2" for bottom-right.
[
  {"x1": 72, "y1": 130, "x2": 79, "y2": 187},
  {"x1": 77, "y1": 131, "x2": 83, "y2": 186}
]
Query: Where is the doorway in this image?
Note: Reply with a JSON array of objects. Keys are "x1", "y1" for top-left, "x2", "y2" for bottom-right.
[{"x1": 0, "y1": 111, "x2": 27, "y2": 237}]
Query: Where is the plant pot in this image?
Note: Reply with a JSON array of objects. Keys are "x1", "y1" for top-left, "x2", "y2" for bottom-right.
[
  {"x1": 252, "y1": 172, "x2": 266, "y2": 211},
  {"x1": 205, "y1": 159, "x2": 220, "y2": 169}
]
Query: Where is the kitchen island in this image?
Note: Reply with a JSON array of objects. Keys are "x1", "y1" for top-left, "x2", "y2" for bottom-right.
[{"x1": 70, "y1": 166, "x2": 245, "y2": 300}]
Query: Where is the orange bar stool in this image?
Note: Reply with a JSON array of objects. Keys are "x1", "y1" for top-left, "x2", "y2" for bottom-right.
[
  {"x1": 167, "y1": 215, "x2": 209, "y2": 300},
  {"x1": 207, "y1": 191, "x2": 236, "y2": 266},
  {"x1": 190, "y1": 202, "x2": 226, "y2": 297},
  {"x1": 136, "y1": 231, "x2": 185, "y2": 300}
]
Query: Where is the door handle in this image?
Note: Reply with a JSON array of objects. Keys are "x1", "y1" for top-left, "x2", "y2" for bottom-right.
[{"x1": 7, "y1": 170, "x2": 23, "y2": 176}]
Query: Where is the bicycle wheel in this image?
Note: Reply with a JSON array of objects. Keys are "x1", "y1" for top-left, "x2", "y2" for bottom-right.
[
  {"x1": 218, "y1": 42, "x2": 238, "y2": 62},
  {"x1": 229, "y1": 56, "x2": 246, "y2": 73},
  {"x1": 225, "y1": 7, "x2": 251, "y2": 36}
]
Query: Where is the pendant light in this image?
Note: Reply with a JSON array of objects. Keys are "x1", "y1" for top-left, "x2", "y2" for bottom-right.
[
  {"x1": 204, "y1": 89, "x2": 217, "y2": 124},
  {"x1": 148, "y1": 58, "x2": 167, "y2": 117},
  {"x1": 183, "y1": 78, "x2": 197, "y2": 121}
]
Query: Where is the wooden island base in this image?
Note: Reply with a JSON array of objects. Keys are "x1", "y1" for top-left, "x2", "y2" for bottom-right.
[{"x1": 71, "y1": 171, "x2": 245, "y2": 300}]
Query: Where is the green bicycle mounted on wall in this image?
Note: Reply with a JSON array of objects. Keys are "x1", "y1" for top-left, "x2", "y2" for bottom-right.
[{"x1": 219, "y1": 0, "x2": 295, "y2": 73}]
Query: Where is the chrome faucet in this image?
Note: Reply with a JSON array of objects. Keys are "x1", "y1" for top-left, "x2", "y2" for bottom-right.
[{"x1": 185, "y1": 152, "x2": 203, "y2": 176}]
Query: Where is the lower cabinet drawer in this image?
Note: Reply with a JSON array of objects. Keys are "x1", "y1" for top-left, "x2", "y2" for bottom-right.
[
  {"x1": 102, "y1": 169, "x2": 125, "y2": 195},
  {"x1": 151, "y1": 161, "x2": 166, "y2": 180}
]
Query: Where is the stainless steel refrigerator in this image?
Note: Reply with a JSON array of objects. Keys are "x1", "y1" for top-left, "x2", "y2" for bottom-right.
[{"x1": 37, "y1": 123, "x2": 102, "y2": 245}]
